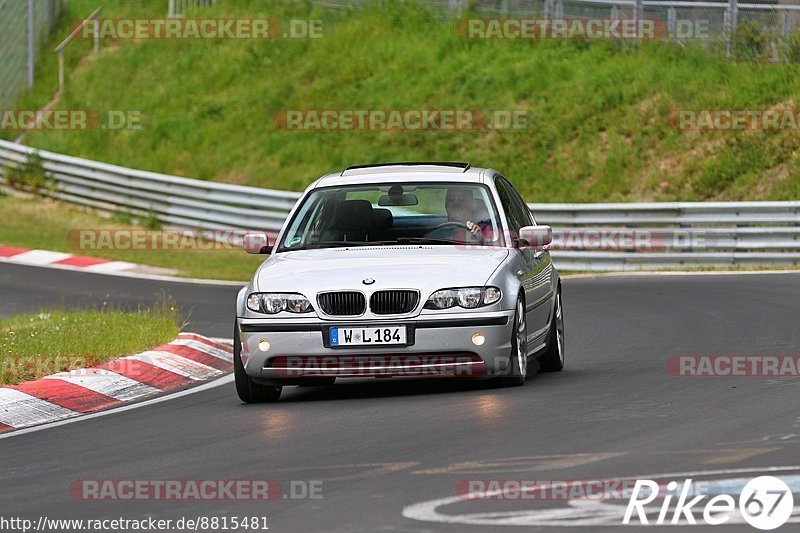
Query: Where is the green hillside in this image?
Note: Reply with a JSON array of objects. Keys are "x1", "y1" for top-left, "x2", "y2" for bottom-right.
[{"x1": 7, "y1": 0, "x2": 800, "y2": 201}]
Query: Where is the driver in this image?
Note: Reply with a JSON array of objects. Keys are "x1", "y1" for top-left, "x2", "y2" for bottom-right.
[{"x1": 444, "y1": 188, "x2": 493, "y2": 241}]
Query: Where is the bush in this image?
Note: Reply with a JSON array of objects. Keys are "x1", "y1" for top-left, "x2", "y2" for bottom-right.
[
  {"x1": 733, "y1": 20, "x2": 768, "y2": 62},
  {"x1": 141, "y1": 209, "x2": 162, "y2": 230},
  {"x1": 5, "y1": 151, "x2": 51, "y2": 191},
  {"x1": 784, "y1": 30, "x2": 800, "y2": 63}
]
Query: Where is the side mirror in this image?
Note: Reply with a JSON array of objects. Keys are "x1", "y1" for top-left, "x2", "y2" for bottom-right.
[
  {"x1": 518, "y1": 225, "x2": 552, "y2": 249},
  {"x1": 243, "y1": 233, "x2": 272, "y2": 254}
]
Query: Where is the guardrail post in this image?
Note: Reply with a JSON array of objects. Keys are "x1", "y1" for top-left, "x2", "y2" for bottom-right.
[
  {"x1": 724, "y1": 8, "x2": 731, "y2": 58},
  {"x1": 58, "y1": 50, "x2": 65, "y2": 92},
  {"x1": 634, "y1": 0, "x2": 643, "y2": 38},
  {"x1": 667, "y1": 7, "x2": 676, "y2": 38},
  {"x1": 781, "y1": 10, "x2": 789, "y2": 40},
  {"x1": 725, "y1": 0, "x2": 738, "y2": 58},
  {"x1": 447, "y1": 0, "x2": 463, "y2": 17},
  {"x1": 26, "y1": 0, "x2": 35, "y2": 89}
]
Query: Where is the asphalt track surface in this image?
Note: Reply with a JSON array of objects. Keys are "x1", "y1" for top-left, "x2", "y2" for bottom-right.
[{"x1": 1, "y1": 262, "x2": 800, "y2": 532}]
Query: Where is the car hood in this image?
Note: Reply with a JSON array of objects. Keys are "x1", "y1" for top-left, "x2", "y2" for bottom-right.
[{"x1": 254, "y1": 246, "x2": 509, "y2": 296}]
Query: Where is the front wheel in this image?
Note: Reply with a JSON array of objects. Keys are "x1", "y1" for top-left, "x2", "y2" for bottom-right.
[
  {"x1": 499, "y1": 297, "x2": 528, "y2": 386},
  {"x1": 540, "y1": 287, "x2": 565, "y2": 372},
  {"x1": 234, "y1": 325, "x2": 282, "y2": 403}
]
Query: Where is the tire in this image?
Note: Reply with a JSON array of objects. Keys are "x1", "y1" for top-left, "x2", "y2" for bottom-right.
[
  {"x1": 540, "y1": 286, "x2": 565, "y2": 372},
  {"x1": 234, "y1": 325, "x2": 282, "y2": 403},
  {"x1": 499, "y1": 296, "x2": 528, "y2": 386}
]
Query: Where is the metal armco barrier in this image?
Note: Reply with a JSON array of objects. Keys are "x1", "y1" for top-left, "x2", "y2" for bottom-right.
[
  {"x1": 1, "y1": 139, "x2": 798, "y2": 271},
  {"x1": 0, "y1": 139, "x2": 298, "y2": 234}
]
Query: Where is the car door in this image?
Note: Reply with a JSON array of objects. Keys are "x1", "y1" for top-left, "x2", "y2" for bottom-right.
[
  {"x1": 496, "y1": 176, "x2": 553, "y2": 347},
  {"x1": 495, "y1": 177, "x2": 535, "y2": 349}
]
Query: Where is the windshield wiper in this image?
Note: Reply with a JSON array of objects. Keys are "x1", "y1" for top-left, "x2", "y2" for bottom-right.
[
  {"x1": 286, "y1": 238, "x2": 472, "y2": 251},
  {"x1": 293, "y1": 240, "x2": 373, "y2": 250},
  {"x1": 393, "y1": 237, "x2": 471, "y2": 245}
]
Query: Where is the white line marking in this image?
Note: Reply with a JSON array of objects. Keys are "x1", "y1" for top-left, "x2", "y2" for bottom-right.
[
  {"x1": 0, "y1": 388, "x2": 78, "y2": 428},
  {"x1": 0, "y1": 375, "x2": 234, "y2": 440},
  {"x1": 42, "y1": 369, "x2": 159, "y2": 401},
  {"x1": 208, "y1": 337, "x2": 234, "y2": 347},
  {"x1": 8, "y1": 250, "x2": 72, "y2": 265},
  {"x1": 127, "y1": 351, "x2": 222, "y2": 380},
  {"x1": 85, "y1": 261, "x2": 137, "y2": 272},
  {"x1": 171, "y1": 339, "x2": 232, "y2": 361},
  {"x1": 402, "y1": 466, "x2": 800, "y2": 527}
]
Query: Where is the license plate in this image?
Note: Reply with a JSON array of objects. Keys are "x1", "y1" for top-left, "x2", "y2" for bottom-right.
[{"x1": 330, "y1": 326, "x2": 407, "y2": 347}]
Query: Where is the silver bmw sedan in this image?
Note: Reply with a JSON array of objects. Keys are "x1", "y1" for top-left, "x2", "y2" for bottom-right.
[{"x1": 234, "y1": 162, "x2": 564, "y2": 402}]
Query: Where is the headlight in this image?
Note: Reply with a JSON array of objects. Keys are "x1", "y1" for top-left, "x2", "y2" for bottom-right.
[
  {"x1": 246, "y1": 293, "x2": 313, "y2": 314},
  {"x1": 424, "y1": 287, "x2": 502, "y2": 310}
]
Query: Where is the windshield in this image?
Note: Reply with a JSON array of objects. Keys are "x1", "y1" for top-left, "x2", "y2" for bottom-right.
[{"x1": 276, "y1": 182, "x2": 503, "y2": 252}]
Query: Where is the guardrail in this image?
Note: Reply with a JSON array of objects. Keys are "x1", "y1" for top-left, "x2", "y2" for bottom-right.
[
  {"x1": 0, "y1": 139, "x2": 298, "y2": 234},
  {"x1": 1, "y1": 139, "x2": 798, "y2": 271}
]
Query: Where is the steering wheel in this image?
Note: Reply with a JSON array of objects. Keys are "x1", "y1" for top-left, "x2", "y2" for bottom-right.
[{"x1": 425, "y1": 221, "x2": 480, "y2": 242}]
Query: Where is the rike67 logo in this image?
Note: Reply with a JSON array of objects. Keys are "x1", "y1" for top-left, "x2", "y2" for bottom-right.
[{"x1": 624, "y1": 476, "x2": 794, "y2": 530}]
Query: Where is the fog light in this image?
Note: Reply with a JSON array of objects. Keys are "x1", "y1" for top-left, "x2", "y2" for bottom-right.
[
  {"x1": 258, "y1": 339, "x2": 271, "y2": 352},
  {"x1": 471, "y1": 333, "x2": 485, "y2": 346}
]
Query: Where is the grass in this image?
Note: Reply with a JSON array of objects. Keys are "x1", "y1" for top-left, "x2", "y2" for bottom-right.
[
  {"x1": 4, "y1": 0, "x2": 800, "y2": 202},
  {"x1": 0, "y1": 302, "x2": 181, "y2": 385},
  {"x1": 0, "y1": 194, "x2": 263, "y2": 281}
]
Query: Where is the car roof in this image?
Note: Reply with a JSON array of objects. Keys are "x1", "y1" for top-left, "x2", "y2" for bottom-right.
[{"x1": 312, "y1": 162, "x2": 493, "y2": 189}]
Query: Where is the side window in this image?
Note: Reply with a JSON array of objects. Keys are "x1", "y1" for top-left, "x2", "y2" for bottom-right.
[
  {"x1": 495, "y1": 177, "x2": 518, "y2": 230},
  {"x1": 509, "y1": 183, "x2": 534, "y2": 227},
  {"x1": 495, "y1": 176, "x2": 528, "y2": 231}
]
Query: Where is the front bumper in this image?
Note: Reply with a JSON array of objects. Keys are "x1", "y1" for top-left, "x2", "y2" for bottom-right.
[{"x1": 236, "y1": 311, "x2": 514, "y2": 382}]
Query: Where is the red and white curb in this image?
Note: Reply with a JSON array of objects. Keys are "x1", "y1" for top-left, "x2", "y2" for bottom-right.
[
  {"x1": 0, "y1": 246, "x2": 175, "y2": 275},
  {"x1": 0, "y1": 333, "x2": 232, "y2": 433}
]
